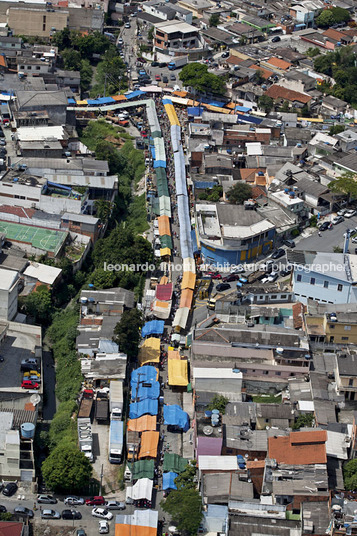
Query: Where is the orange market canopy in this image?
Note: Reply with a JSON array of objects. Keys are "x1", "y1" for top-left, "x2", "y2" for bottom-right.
[
  {"x1": 127, "y1": 415, "x2": 157, "y2": 432},
  {"x1": 179, "y1": 288, "x2": 193, "y2": 309},
  {"x1": 139, "y1": 431, "x2": 160, "y2": 459},
  {"x1": 157, "y1": 215, "x2": 170, "y2": 236},
  {"x1": 181, "y1": 271, "x2": 196, "y2": 290}
]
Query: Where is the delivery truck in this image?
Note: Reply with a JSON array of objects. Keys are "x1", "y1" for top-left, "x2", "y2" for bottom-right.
[
  {"x1": 109, "y1": 381, "x2": 124, "y2": 420},
  {"x1": 109, "y1": 420, "x2": 124, "y2": 464},
  {"x1": 78, "y1": 417, "x2": 94, "y2": 462},
  {"x1": 168, "y1": 56, "x2": 188, "y2": 70},
  {"x1": 126, "y1": 430, "x2": 140, "y2": 462},
  {"x1": 95, "y1": 391, "x2": 109, "y2": 423}
]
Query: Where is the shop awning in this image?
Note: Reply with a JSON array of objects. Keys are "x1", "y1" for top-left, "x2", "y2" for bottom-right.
[
  {"x1": 139, "y1": 431, "x2": 160, "y2": 459},
  {"x1": 156, "y1": 283, "x2": 173, "y2": 301},
  {"x1": 183, "y1": 257, "x2": 195, "y2": 273},
  {"x1": 160, "y1": 235, "x2": 173, "y2": 250},
  {"x1": 152, "y1": 299, "x2": 171, "y2": 320},
  {"x1": 163, "y1": 453, "x2": 188, "y2": 474},
  {"x1": 138, "y1": 338, "x2": 160, "y2": 366},
  {"x1": 112, "y1": 94, "x2": 127, "y2": 101},
  {"x1": 127, "y1": 415, "x2": 157, "y2": 432},
  {"x1": 168, "y1": 359, "x2": 188, "y2": 387},
  {"x1": 179, "y1": 288, "x2": 193, "y2": 309},
  {"x1": 168, "y1": 349, "x2": 180, "y2": 360},
  {"x1": 129, "y1": 399, "x2": 158, "y2": 419},
  {"x1": 126, "y1": 478, "x2": 153, "y2": 500},
  {"x1": 128, "y1": 459, "x2": 155, "y2": 480},
  {"x1": 157, "y1": 215, "x2": 171, "y2": 236},
  {"x1": 162, "y1": 472, "x2": 178, "y2": 491},
  {"x1": 141, "y1": 320, "x2": 165, "y2": 337},
  {"x1": 173, "y1": 307, "x2": 190, "y2": 329},
  {"x1": 181, "y1": 271, "x2": 196, "y2": 290},
  {"x1": 163, "y1": 404, "x2": 189, "y2": 431},
  {"x1": 160, "y1": 248, "x2": 171, "y2": 257}
]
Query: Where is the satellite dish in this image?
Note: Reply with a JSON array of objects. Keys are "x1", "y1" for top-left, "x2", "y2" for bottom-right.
[
  {"x1": 30, "y1": 394, "x2": 41, "y2": 406},
  {"x1": 203, "y1": 426, "x2": 213, "y2": 436}
]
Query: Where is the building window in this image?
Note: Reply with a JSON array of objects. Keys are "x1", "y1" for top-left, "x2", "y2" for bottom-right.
[
  {"x1": 263, "y1": 371, "x2": 269, "y2": 375},
  {"x1": 271, "y1": 295, "x2": 277, "y2": 299},
  {"x1": 345, "y1": 326, "x2": 351, "y2": 331},
  {"x1": 329, "y1": 324, "x2": 335, "y2": 329},
  {"x1": 281, "y1": 294, "x2": 287, "y2": 299},
  {"x1": 324, "y1": 281, "x2": 329, "y2": 289},
  {"x1": 349, "y1": 379, "x2": 354, "y2": 386},
  {"x1": 310, "y1": 277, "x2": 315, "y2": 285},
  {"x1": 297, "y1": 274, "x2": 302, "y2": 282},
  {"x1": 338, "y1": 284, "x2": 343, "y2": 292},
  {"x1": 275, "y1": 371, "x2": 281, "y2": 376},
  {"x1": 342, "y1": 337, "x2": 349, "y2": 341}
]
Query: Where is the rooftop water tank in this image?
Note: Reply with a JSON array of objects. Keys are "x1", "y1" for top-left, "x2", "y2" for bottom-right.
[{"x1": 21, "y1": 422, "x2": 35, "y2": 439}]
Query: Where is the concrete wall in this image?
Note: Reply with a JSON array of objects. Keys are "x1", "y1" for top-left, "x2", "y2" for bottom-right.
[{"x1": 8, "y1": 7, "x2": 68, "y2": 37}]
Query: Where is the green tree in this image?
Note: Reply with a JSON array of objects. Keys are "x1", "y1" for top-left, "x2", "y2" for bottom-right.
[
  {"x1": 315, "y1": 9, "x2": 335, "y2": 27},
  {"x1": 113, "y1": 308, "x2": 143, "y2": 358},
  {"x1": 239, "y1": 36, "x2": 247, "y2": 46},
  {"x1": 253, "y1": 69, "x2": 265, "y2": 85},
  {"x1": 42, "y1": 444, "x2": 92, "y2": 493},
  {"x1": 0, "y1": 513, "x2": 13, "y2": 521},
  {"x1": 148, "y1": 27, "x2": 154, "y2": 40},
  {"x1": 24, "y1": 285, "x2": 52, "y2": 324},
  {"x1": 80, "y1": 59, "x2": 93, "y2": 93},
  {"x1": 62, "y1": 48, "x2": 82, "y2": 70},
  {"x1": 207, "y1": 394, "x2": 229, "y2": 414},
  {"x1": 306, "y1": 47, "x2": 320, "y2": 58},
  {"x1": 280, "y1": 100, "x2": 290, "y2": 112},
  {"x1": 344, "y1": 458, "x2": 357, "y2": 489},
  {"x1": 175, "y1": 463, "x2": 197, "y2": 490},
  {"x1": 91, "y1": 268, "x2": 117, "y2": 289},
  {"x1": 91, "y1": 48, "x2": 127, "y2": 96},
  {"x1": 258, "y1": 95, "x2": 274, "y2": 113},
  {"x1": 226, "y1": 182, "x2": 253, "y2": 205},
  {"x1": 209, "y1": 13, "x2": 220, "y2": 26},
  {"x1": 292, "y1": 413, "x2": 314, "y2": 430},
  {"x1": 52, "y1": 27, "x2": 71, "y2": 50},
  {"x1": 329, "y1": 124, "x2": 345, "y2": 136},
  {"x1": 179, "y1": 62, "x2": 225, "y2": 95},
  {"x1": 95, "y1": 199, "x2": 113, "y2": 222},
  {"x1": 161, "y1": 488, "x2": 203, "y2": 536},
  {"x1": 329, "y1": 172, "x2": 357, "y2": 202}
]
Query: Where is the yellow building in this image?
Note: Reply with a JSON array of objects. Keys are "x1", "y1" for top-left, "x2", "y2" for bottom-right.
[{"x1": 305, "y1": 311, "x2": 357, "y2": 345}]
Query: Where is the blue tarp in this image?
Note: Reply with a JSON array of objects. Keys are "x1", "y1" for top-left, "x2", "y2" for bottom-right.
[
  {"x1": 187, "y1": 107, "x2": 202, "y2": 117},
  {"x1": 235, "y1": 105, "x2": 252, "y2": 112},
  {"x1": 68, "y1": 98, "x2": 76, "y2": 104},
  {"x1": 164, "y1": 405, "x2": 189, "y2": 432},
  {"x1": 126, "y1": 90, "x2": 145, "y2": 100},
  {"x1": 131, "y1": 366, "x2": 158, "y2": 388},
  {"x1": 191, "y1": 229, "x2": 199, "y2": 255},
  {"x1": 163, "y1": 472, "x2": 178, "y2": 490},
  {"x1": 133, "y1": 381, "x2": 160, "y2": 401},
  {"x1": 86, "y1": 99, "x2": 100, "y2": 105},
  {"x1": 151, "y1": 147, "x2": 156, "y2": 159},
  {"x1": 129, "y1": 399, "x2": 158, "y2": 419},
  {"x1": 162, "y1": 99, "x2": 172, "y2": 105},
  {"x1": 96, "y1": 97, "x2": 115, "y2": 105},
  {"x1": 237, "y1": 113, "x2": 263, "y2": 125},
  {"x1": 199, "y1": 96, "x2": 226, "y2": 107},
  {"x1": 194, "y1": 181, "x2": 215, "y2": 190},
  {"x1": 154, "y1": 160, "x2": 167, "y2": 169},
  {"x1": 142, "y1": 320, "x2": 165, "y2": 337}
]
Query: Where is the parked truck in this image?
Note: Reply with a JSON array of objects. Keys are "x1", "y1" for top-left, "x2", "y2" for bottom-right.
[
  {"x1": 126, "y1": 430, "x2": 140, "y2": 462},
  {"x1": 109, "y1": 420, "x2": 124, "y2": 464},
  {"x1": 78, "y1": 398, "x2": 93, "y2": 419},
  {"x1": 168, "y1": 56, "x2": 188, "y2": 70},
  {"x1": 96, "y1": 391, "x2": 109, "y2": 423},
  {"x1": 78, "y1": 417, "x2": 94, "y2": 462},
  {"x1": 109, "y1": 381, "x2": 124, "y2": 420}
]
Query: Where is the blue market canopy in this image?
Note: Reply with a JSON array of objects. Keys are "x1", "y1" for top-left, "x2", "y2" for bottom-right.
[
  {"x1": 163, "y1": 404, "x2": 189, "y2": 432},
  {"x1": 163, "y1": 472, "x2": 178, "y2": 490}
]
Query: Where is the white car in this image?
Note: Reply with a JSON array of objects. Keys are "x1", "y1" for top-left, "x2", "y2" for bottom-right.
[
  {"x1": 92, "y1": 508, "x2": 113, "y2": 520},
  {"x1": 345, "y1": 209, "x2": 357, "y2": 218},
  {"x1": 104, "y1": 501, "x2": 125, "y2": 510},
  {"x1": 64, "y1": 496, "x2": 85, "y2": 506},
  {"x1": 337, "y1": 209, "x2": 347, "y2": 216},
  {"x1": 351, "y1": 236, "x2": 357, "y2": 244},
  {"x1": 99, "y1": 521, "x2": 109, "y2": 534}
]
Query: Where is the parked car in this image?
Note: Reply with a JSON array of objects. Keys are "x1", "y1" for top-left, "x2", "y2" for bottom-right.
[
  {"x1": 237, "y1": 454, "x2": 246, "y2": 469},
  {"x1": 283, "y1": 239, "x2": 296, "y2": 247},
  {"x1": 151, "y1": 61, "x2": 159, "y2": 67},
  {"x1": 62, "y1": 510, "x2": 82, "y2": 520},
  {"x1": 99, "y1": 521, "x2": 109, "y2": 534},
  {"x1": 208, "y1": 272, "x2": 222, "y2": 280},
  {"x1": 170, "y1": 74, "x2": 176, "y2": 81},
  {"x1": 318, "y1": 221, "x2": 332, "y2": 231},
  {"x1": 86, "y1": 497, "x2": 105, "y2": 506},
  {"x1": 155, "y1": 74, "x2": 161, "y2": 81},
  {"x1": 345, "y1": 209, "x2": 357, "y2": 218},
  {"x1": 38, "y1": 495, "x2": 57, "y2": 504},
  {"x1": 271, "y1": 248, "x2": 285, "y2": 260},
  {"x1": 92, "y1": 508, "x2": 113, "y2": 520},
  {"x1": 351, "y1": 236, "x2": 357, "y2": 244},
  {"x1": 271, "y1": 36, "x2": 281, "y2": 42},
  {"x1": 332, "y1": 215, "x2": 344, "y2": 225},
  {"x1": 0, "y1": 506, "x2": 6, "y2": 513},
  {"x1": 222, "y1": 274, "x2": 240, "y2": 282},
  {"x1": 162, "y1": 75, "x2": 168, "y2": 83},
  {"x1": 337, "y1": 209, "x2": 347, "y2": 216},
  {"x1": 14, "y1": 507, "x2": 34, "y2": 518},
  {"x1": 280, "y1": 267, "x2": 292, "y2": 277},
  {"x1": 216, "y1": 283, "x2": 231, "y2": 292},
  {"x1": 21, "y1": 358, "x2": 38, "y2": 368},
  {"x1": 41, "y1": 509, "x2": 61, "y2": 520},
  {"x1": 22, "y1": 380, "x2": 39, "y2": 389},
  {"x1": 104, "y1": 501, "x2": 125, "y2": 510},
  {"x1": 3, "y1": 483, "x2": 17, "y2": 497},
  {"x1": 158, "y1": 62, "x2": 167, "y2": 68},
  {"x1": 64, "y1": 497, "x2": 85, "y2": 506},
  {"x1": 221, "y1": 51, "x2": 230, "y2": 58},
  {"x1": 268, "y1": 271, "x2": 279, "y2": 282},
  {"x1": 230, "y1": 266, "x2": 245, "y2": 274},
  {"x1": 77, "y1": 531, "x2": 86, "y2": 536}
]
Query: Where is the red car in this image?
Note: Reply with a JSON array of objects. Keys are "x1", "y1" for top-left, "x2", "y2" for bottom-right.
[
  {"x1": 85, "y1": 497, "x2": 105, "y2": 506},
  {"x1": 141, "y1": 131, "x2": 148, "y2": 138},
  {"x1": 22, "y1": 380, "x2": 39, "y2": 390},
  {"x1": 155, "y1": 74, "x2": 161, "y2": 81},
  {"x1": 223, "y1": 274, "x2": 240, "y2": 282},
  {"x1": 206, "y1": 272, "x2": 222, "y2": 279}
]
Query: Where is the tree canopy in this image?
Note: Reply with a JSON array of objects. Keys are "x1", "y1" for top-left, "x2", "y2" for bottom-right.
[
  {"x1": 162, "y1": 488, "x2": 202, "y2": 535},
  {"x1": 226, "y1": 182, "x2": 253, "y2": 205},
  {"x1": 179, "y1": 63, "x2": 226, "y2": 95},
  {"x1": 258, "y1": 95, "x2": 274, "y2": 113},
  {"x1": 315, "y1": 7, "x2": 350, "y2": 28},
  {"x1": 314, "y1": 47, "x2": 357, "y2": 105},
  {"x1": 42, "y1": 444, "x2": 92, "y2": 493},
  {"x1": 209, "y1": 13, "x2": 220, "y2": 26},
  {"x1": 207, "y1": 394, "x2": 229, "y2": 414},
  {"x1": 344, "y1": 458, "x2": 357, "y2": 489},
  {"x1": 113, "y1": 308, "x2": 143, "y2": 359},
  {"x1": 329, "y1": 172, "x2": 357, "y2": 201},
  {"x1": 23, "y1": 285, "x2": 52, "y2": 324}
]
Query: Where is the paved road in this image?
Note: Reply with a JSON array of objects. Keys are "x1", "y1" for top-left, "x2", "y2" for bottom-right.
[{"x1": 296, "y1": 216, "x2": 357, "y2": 253}]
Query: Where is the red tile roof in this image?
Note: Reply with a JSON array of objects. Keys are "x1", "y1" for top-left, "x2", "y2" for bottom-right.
[
  {"x1": 0, "y1": 205, "x2": 35, "y2": 219},
  {"x1": 292, "y1": 302, "x2": 306, "y2": 329},
  {"x1": 0, "y1": 522, "x2": 24, "y2": 536},
  {"x1": 268, "y1": 430, "x2": 327, "y2": 465},
  {"x1": 240, "y1": 168, "x2": 266, "y2": 181},
  {"x1": 323, "y1": 28, "x2": 349, "y2": 41},
  {"x1": 266, "y1": 57, "x2": 292, "y2": 70},
  {"x1": 265, "y1": 84, "x2": 312, "y2": 104},
  {"x1": 250, "y1": 64, "x2": 274, "y2": 80}
]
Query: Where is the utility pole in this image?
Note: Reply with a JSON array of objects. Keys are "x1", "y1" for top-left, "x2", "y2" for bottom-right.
[{"x1": 100, "y1": 464, "x2": 104, "y2": 495}]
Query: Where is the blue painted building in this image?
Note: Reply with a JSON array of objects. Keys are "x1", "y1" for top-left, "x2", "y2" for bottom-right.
[{"x1": 196, "y1": 203, "x2": 275, "y2": 267}]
